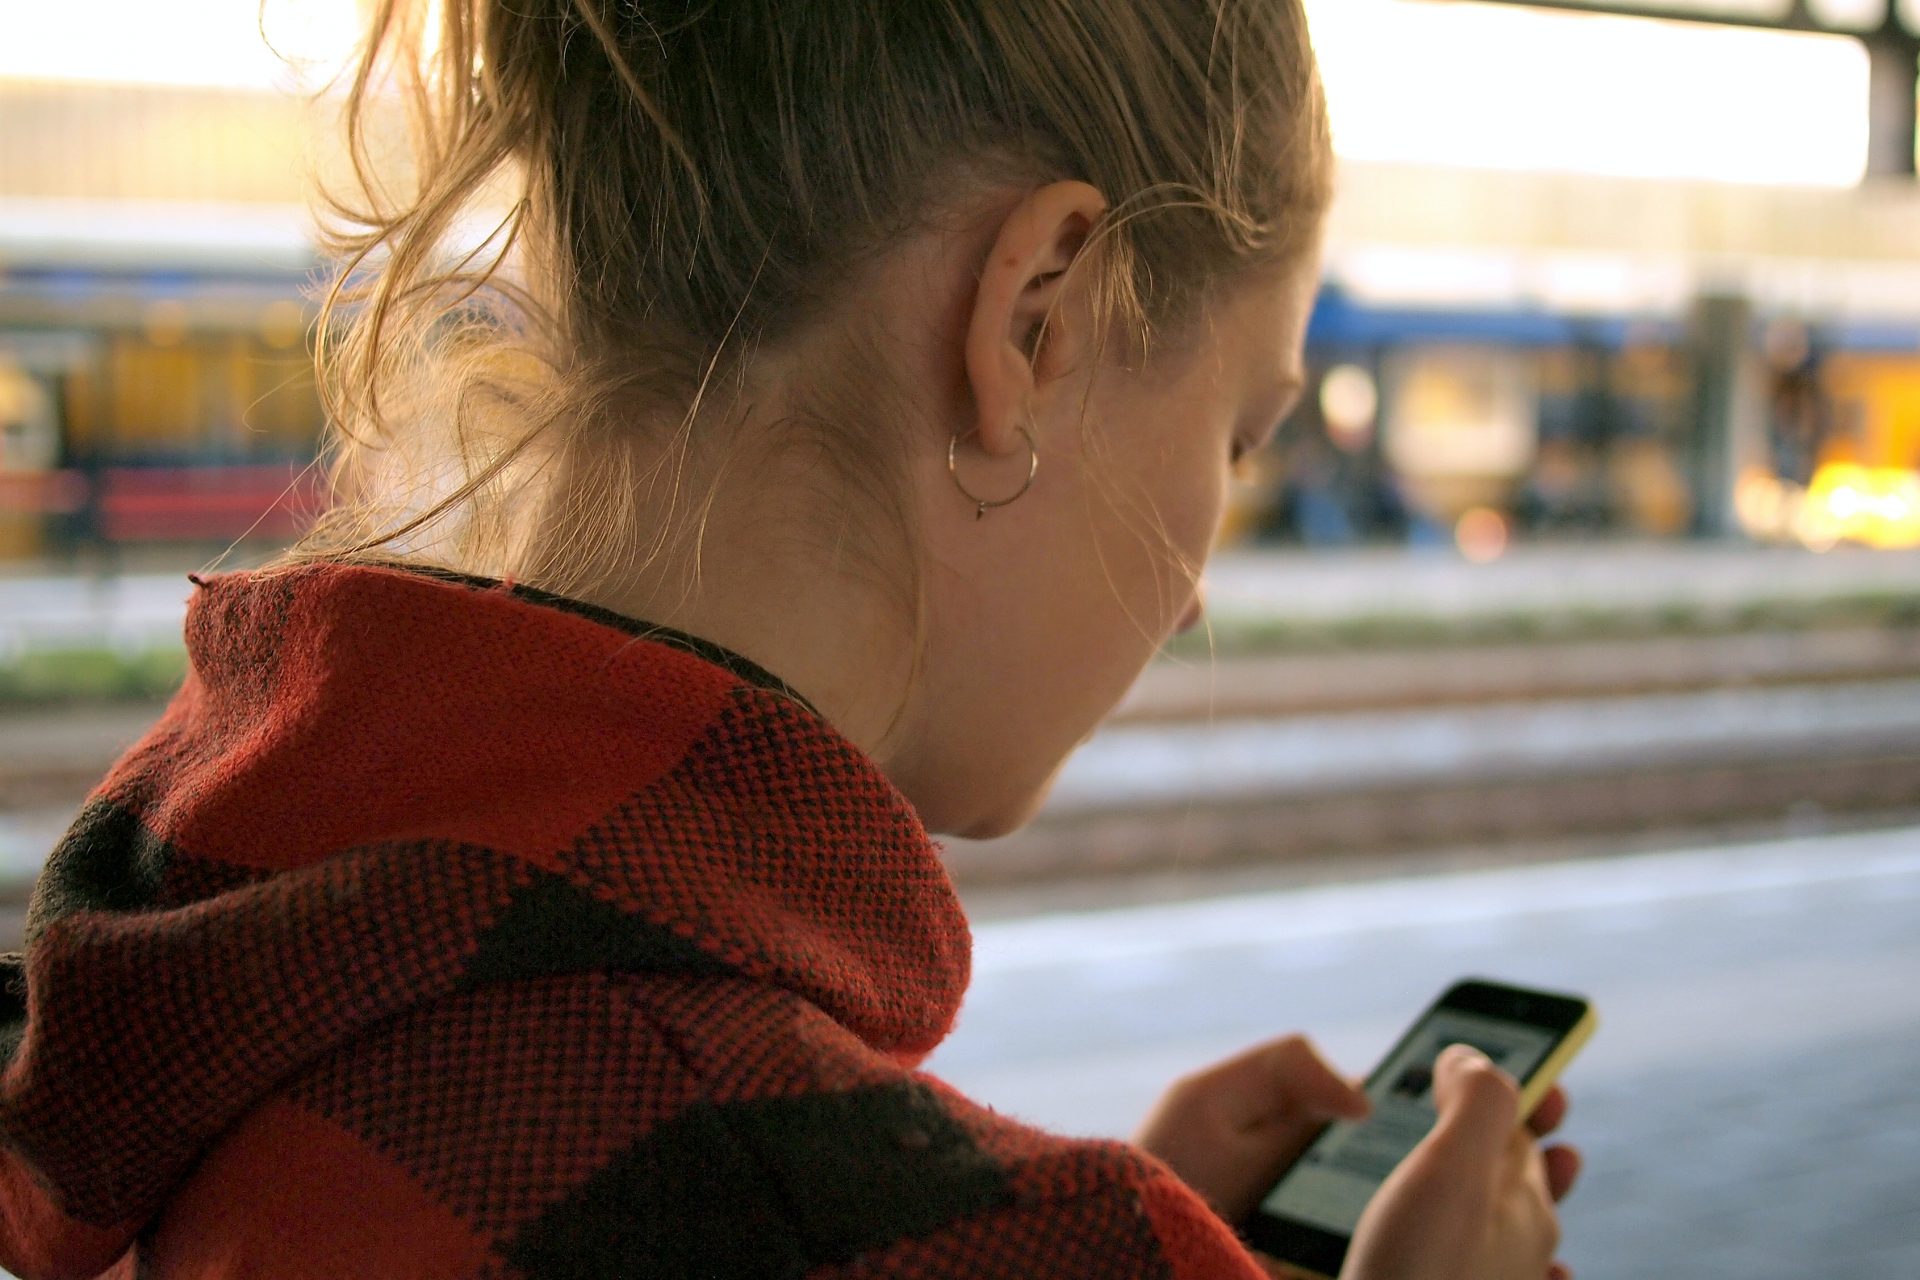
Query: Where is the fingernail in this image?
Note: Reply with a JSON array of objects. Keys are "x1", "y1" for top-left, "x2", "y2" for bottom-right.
[{"x1": 1442, "y1": 1043, "x2": 1491, "y2": 1069}]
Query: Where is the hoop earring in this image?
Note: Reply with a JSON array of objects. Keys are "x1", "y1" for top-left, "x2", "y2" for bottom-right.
[{"x1": 948, "y1": 424, "x2": 1039, "y2": 520}]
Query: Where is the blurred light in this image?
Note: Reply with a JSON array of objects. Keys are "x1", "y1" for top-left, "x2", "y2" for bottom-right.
[
  {"x1": 1807, "y1": 0, "x2": 1888, "y2": 30},
  {"x1": 1320, "y1": 365, "x2": 1379, "y2": 453},
  {"x1": 1336, "y1": 247, "x2": 1525, "y2": 309},
  {"x1": 2, "y1": 1, "x2": 1870, "y2": 186},
  {"x1": 1804, "y1": 462, "x2": 1920, "y2": 548},
  {"x1": 0, "y1": 200, "x2": 316, "y2": 274},
  {"x1": 142, "y1": 300, "x2": 189, "y2": 348},
  {"x1": 1384, "y1": 348, "x2": 1538, "y2": 479},
  {"x1": 1735, "y1": 466, "x2": 1792, "y2": 540},
  {"x1": 1306, "y1": 0, "x2": 1870, "y2": 186},
  {"x1": 1693, "y1": 0, "x2": 1813, "y2": 16},
  {"x1": 259, "y1": 300, "x2": 306, "y2": 351},
  {"x1": 1794, "y1": 503, "x2": 1843, "y2": 553},
  {"x1": 0, "y1": 362, "x2": 25, "y2": 426},
  {"x1": 0, "y1": 0, "x2": 361, "y2": 90},
  {"x1": 1455, "y1": 507, "x2": 1512, "y2": 563},
  {"x1": 1529, "y1": 254, "x2": 1681, "y2": 315},
  {"x1": 1745, "y1": 462, "x2": 1920, "y2": 549}
]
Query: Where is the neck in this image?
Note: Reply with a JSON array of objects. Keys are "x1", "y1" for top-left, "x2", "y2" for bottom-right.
[{"x1": 523, "y1": 427, "x2": 926, "y2": 786}]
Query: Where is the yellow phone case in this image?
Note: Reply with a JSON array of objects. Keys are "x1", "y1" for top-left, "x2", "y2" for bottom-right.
[{"x1": 1272, "y1": 1004, "x2": 1599, "y2": 1280}]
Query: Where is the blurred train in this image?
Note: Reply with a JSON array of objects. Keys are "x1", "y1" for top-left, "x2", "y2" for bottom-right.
[
  {"x1": 0, "y1": 206, "x2": 324, "y2": 564},
  {"x1": 3, "y1": 214, "x2": 1918, "y2": 562},
  {"x1": 1239, "y1": 289, "x2": 1920, "y2": 555}
]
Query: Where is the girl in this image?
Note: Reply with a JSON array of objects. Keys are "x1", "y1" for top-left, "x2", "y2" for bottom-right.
[{"x1": 0, "y1": 2, "x2": 1579, "y2": 1277}]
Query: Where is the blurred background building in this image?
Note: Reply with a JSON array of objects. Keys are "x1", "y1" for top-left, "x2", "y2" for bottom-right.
[
  {"x1": 2, "y1": 3, "x2": 1918, "y2": 1279},
  {"x1": 6, "y1": 0, "x2": 1920, "y2": 564}
]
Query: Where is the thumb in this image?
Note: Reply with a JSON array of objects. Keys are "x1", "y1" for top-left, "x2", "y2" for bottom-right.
[
  {"x1": 1238, "y1": 1035, "x2": 1372, "y2": 1127},
  {"x1": 1428, "y1": 1044, "x2": 1521, "y2": 1167}
]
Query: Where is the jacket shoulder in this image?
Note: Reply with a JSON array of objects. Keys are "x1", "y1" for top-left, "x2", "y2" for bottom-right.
[
  {"x1": 140, "y1": 971, "x2": 1263, "y2": 1279},
  {"x1": 803, "y1": 1071, "x2": 1268, "y2": 1280},
  {"x1": 642, "y1": 979, "x2": 1267, "y2": 1280}
]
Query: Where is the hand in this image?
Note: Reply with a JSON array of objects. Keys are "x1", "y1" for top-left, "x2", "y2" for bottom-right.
[
  {"x1": 1342, "y1": 1045, "x2": 1583, "y2": 1280},
  {"x1": 1134, "y1": 1034, "x2": 1371, "y2": 1225}
]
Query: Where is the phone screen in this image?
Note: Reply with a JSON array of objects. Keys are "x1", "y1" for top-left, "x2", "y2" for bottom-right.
[{"x1": 1255, "y1": 1005, "x2": 1563, "y2": 1238}]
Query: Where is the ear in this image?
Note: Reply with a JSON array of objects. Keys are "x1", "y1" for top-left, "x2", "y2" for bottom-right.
[{"x1": 964, "y1": 181, "x2": 1107, "y2": 458}]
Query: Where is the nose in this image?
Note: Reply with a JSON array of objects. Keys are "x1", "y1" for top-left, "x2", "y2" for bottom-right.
[{"x1": 1176, "y1": 583, "x2": 1206, "y2": 635}]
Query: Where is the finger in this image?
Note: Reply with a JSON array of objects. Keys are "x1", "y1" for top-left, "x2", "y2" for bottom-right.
[
  {"x1": 1527, "y1": 1084, "x2": 1568, "y2": 1138},
  {"x1": 1429, "y1": 1044, "x2": 1521, "y2": 1167},
  {"x1": 1266, "y1": 1035, "x2": 1371, "y2": 1122},
  {"x1": 1511, "y1": 1119, "x2": 1550, "y2": 1196},
  {"x1": 1227, "y1": 1035, "x2": 1370, "y2": 1128},
  {"x1": 1549, "y1": 1262, "x2": 1573, "y2": 1280},
  {"x1": 1542, "y1": 1143, "x2": 1583, "y2": 1202}
]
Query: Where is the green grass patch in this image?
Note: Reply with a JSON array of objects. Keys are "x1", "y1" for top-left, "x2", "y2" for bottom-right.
[
  {"x1": 1162, "y1": 590, "x2": 1920, "y2": 660},
  {"x1": 0, "y1": 645, "x2": 187, "y2": 708},
  {"x1": 7, "y1": 589, "x2": 1920, "y2": 703}
]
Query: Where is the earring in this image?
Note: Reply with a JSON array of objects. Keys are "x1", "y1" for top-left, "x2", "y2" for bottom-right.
[{"x1": 948, "y1": 424, "x2": 1039, "y2": 520}]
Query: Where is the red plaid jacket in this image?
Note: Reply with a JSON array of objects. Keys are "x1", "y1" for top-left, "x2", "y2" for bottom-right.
[{"x1": 0, "y1": 562, "x2": 1266, "y2": 1279}]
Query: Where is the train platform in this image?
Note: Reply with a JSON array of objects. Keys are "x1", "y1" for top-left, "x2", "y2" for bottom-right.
[
  {"x1": 4, "y1": 540, "x2": 1919, "y2": 657},
  {"x1": 935, "y1": 822, "x2": 1920, "y2": 1280},
  {"x1": 9, "y1": 538, "x2": 1919, "y2": 906},
  {"x1": 1196, "y1": 540, "x2": 1920, "y2": 628}
]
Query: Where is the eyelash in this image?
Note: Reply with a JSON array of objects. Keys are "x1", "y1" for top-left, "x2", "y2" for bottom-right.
[{"x1": 1232, "y1": 403, "x2": 1295, "y2": 480}]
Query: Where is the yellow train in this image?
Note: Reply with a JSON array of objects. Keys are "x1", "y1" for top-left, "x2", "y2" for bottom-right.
[{"x1": 0, "y1": 222, "x2": 323, "y2": 559}]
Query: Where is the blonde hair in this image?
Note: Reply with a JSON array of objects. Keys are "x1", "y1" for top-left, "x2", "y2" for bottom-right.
[{"x1": 285, "y1": 0, "x2": 1333, "y2": 631}]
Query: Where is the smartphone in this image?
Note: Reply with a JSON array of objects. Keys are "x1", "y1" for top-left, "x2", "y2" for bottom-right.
[{"x1": 1241, "y1": 978, "x2": 1597, "y2": 1280}]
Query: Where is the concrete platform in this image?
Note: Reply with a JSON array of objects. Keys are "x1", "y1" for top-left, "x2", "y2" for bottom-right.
[
  {"x1": 934, "y1": 823, "x2": 1920, "y2": 1280},
  {"x1": 1197, "y1": 542, "x2": 1920, "y2": 626},
  {"x1": 5, "y1": 542, "x2": 1918, "y2": 657}
]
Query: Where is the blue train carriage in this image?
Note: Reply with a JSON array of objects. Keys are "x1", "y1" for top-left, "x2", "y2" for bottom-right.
[
  {"x1": 4, "y1": 211, "x2": 1918, "y2": 562},
  {"x1": 1223, "y1": 283, "x2": 1920, "y2": 554}
]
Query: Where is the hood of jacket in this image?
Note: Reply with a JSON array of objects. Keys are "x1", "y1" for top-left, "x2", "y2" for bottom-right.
[{"x1": 0, "y1": 562, "x2": 970, "y2": 1280}]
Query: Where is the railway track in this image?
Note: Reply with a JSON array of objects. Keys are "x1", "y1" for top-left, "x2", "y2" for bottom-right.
[
  {"x1": 945, "y1": 740, "x2": 1920, "y2": 889},
  {"x1": 1113, "y1": 625, "x2": 1920, "y2": 721},
  {"x1": 6, "y1": 626, "x2": 1920, "y2": 911},
  {"x1": 962, "y1": 626, "x2": 1920, "y2": 886}
]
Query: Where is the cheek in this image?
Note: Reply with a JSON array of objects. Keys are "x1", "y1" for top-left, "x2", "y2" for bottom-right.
[
  {"x1": 1106, "y1": 446, "x2": 1229, "y2": 614},
  {"x1": 933, "y1": 436, "x2": 1225, "y2": 835},
  {"x1": 1177, "y1": 459, "x2": 1233, "y2": 561}
]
